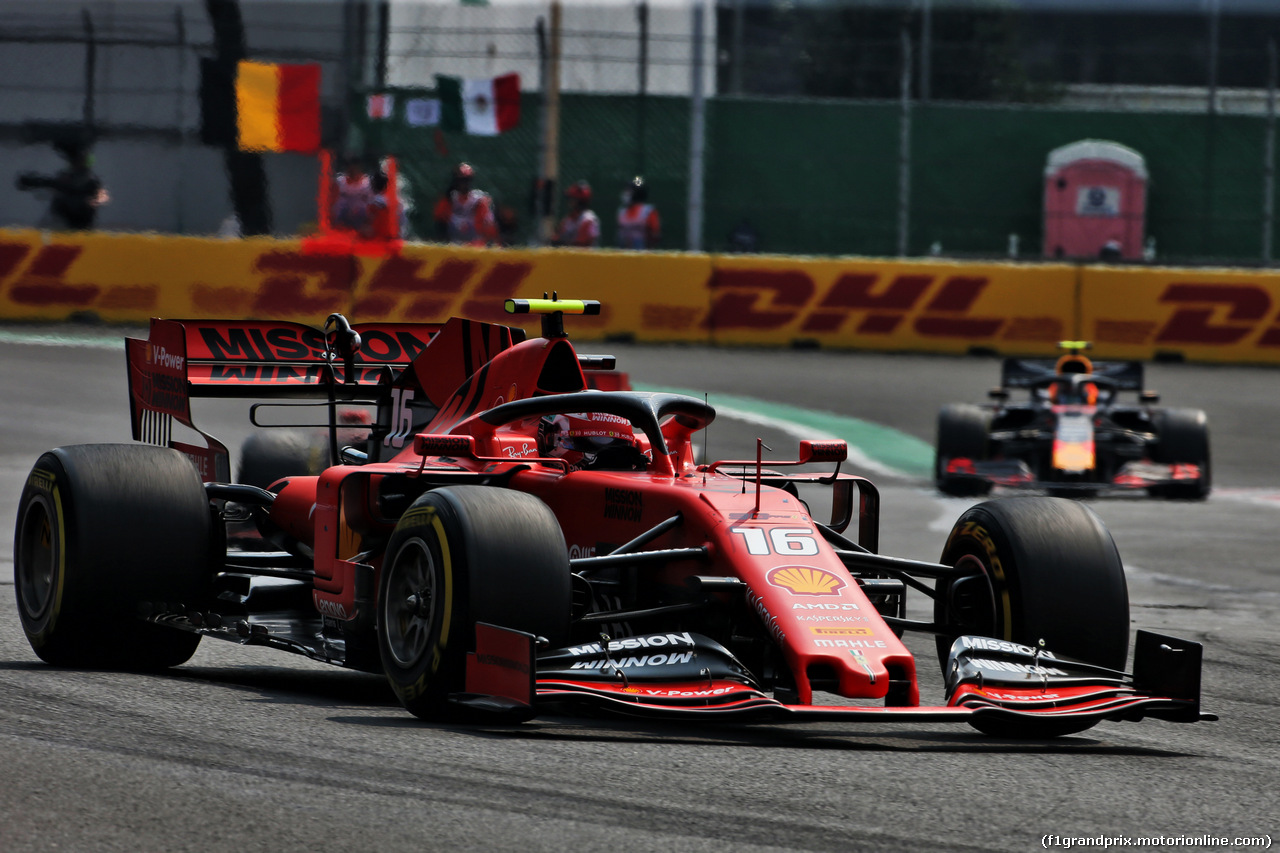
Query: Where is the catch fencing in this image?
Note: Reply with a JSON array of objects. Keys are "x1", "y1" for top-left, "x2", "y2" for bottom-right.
[{"x1": 2, "y1": 1, "x2": 1280, "y2": 266}]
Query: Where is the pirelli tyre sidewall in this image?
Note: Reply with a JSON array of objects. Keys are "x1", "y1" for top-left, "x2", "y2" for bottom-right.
[
  {"x1": 15, "y1": 470, "x2": 67, "y2": 651},
  {"x1": 935, "y1": 496, "x2": 1130, "y2": 673},
  {"x1": 377, "y1": 486, "x2": 571, "y2": 721},
  {"x1": 15, "y1": 445, "x2": 212, "y2": 668},
  {"x1": 378, "y1": 498, "x2": 469, "y2": 720}
]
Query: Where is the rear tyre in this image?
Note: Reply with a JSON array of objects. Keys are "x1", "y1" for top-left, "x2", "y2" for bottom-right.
[
  {"x1": 377, "y1": 486, "x2": 571, "y2": 721},
  {"x1": 237, "y1": 430, "x2": 327, "y2": 489},
  {"x1": 14, "y1": 445, "x2": 212, "y2": 669},
  {"x1": 1149, "y1": 408, "x2": 1211, "y2": 500},
  {"x1": 934, "y1": 496, "x2": 1129, "y2": 737},
  {"x1": 935, "y1": 404, "x2": 993, "y2": 497}
]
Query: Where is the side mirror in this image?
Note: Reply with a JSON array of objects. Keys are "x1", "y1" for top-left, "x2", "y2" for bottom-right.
[
  {"x1": 798, "y1": 439, "x2": 848, "y2": 464},
  {"x1": 988, "y1": 387, "x2": 1009, "y2": 401},
  {"x1": 414, "y1": 434, "x2": 477, "y2": 458},
  {"x1": 1139, "y1": 390, "x2": 1160, "y2": 404}
]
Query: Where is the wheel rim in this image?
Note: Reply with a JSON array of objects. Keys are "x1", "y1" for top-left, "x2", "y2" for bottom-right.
[
  {"x1": 940, "y1": 553, "x2": 997, "y2": 638},
  {"x1": 17, "y1": 497, "x2": 58, "y2": 622},
  {"x1": 383, "y1": 536, "x2": 437, "y2": 669}
]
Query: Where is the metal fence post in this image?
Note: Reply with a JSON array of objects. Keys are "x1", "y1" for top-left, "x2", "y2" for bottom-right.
[
  {"x1": 539, "y1": 1, "x2": 562, "y2": 245},
  {"x1": 1204, "y1": 0, "x2": 1219, "y2": 257},
  {"x1": 1264, "y1": 40, "x2": 1276, "y2": 265},
  {"x1": 730, "y1": 0, "x2": 744, "y2": 96},
  {"x1": 637, "y1": 1, "x2": 649, "y2": 176},
  {"x1": 375, "y1": 1, "x2": 389, "y2": 89},
  {"x1": 82, "y1": 9, "x2": 96, "y2": 130},
  {"x1": 687, "y1": 0, "x2": 706, "y2": 252},
  {"x1": 175, "y1": 7, "x2": 186, "y2": 233},
  {"x1": 919, "y1": 0, "x2": 931, "y2": 103},
  {"x1": 897, "y1": 27, "x2": 913, "y2": 258}
]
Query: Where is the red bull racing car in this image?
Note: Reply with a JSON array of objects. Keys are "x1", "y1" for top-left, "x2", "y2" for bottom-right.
[
  {"x1": 935, "y1": 343, "x2": 1211, "y2": 499},
  {"x1": 14, "y1": 303, "x2": 1212, "y2": 737}
]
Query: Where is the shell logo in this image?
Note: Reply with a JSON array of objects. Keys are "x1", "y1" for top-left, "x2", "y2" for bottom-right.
[{"x1": 767, "y1": 566, "x2": 845, "y2": 596}]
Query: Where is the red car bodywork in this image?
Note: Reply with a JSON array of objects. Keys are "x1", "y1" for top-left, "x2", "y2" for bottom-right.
[{"x1": 121, "y1": 302, "x2": 1211, "y2": 730}]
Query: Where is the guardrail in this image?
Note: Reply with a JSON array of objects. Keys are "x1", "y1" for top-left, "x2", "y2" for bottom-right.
[{"x1": 3, "y1": 228, "x2": 1280, "y2": 364}]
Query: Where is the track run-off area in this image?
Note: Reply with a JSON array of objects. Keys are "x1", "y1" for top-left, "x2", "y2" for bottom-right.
[{"x1": 0, "y1": 326, "x2": 1277, "y2": 852}]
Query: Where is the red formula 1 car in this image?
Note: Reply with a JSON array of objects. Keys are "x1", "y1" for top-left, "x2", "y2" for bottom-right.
[
  {"x1": 14, "y1": 301, "x2": 1213, "y2": 737},
  {"x1": 935, "y1": 343, "x2": 1211, "y2": 499}
]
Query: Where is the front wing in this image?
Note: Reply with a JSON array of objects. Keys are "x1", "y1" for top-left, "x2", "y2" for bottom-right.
[
  {"x1": 942, "y1": 458, "x2": 1206, "y2": 494},
  {"x1": 462, "y1": 625, "x2": 1213, "y2": 729}
]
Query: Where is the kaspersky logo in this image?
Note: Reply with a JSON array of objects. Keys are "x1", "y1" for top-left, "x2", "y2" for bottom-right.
[{"x1": 767, "y1": 566, "x2": 846, "y2": 596}]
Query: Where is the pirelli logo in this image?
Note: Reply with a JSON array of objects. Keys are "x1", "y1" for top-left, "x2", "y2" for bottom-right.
[{"x1": 809, "y1": 627, "x2": 873, "y2": 637}]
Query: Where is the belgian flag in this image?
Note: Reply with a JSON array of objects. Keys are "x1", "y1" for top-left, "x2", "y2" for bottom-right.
[{"x1": 200, "y1": 58, "x2": 320, "y2": 153}]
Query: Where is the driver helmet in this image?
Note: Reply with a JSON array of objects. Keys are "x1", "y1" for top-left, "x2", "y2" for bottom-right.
[
  {"x1": 1055, "y1": 353, "x2": 1093, "y2": 375},
  {"x1": 1051, "y1": 353, "x2": 1098, "y2": 404},
  {"x1": 537, "y1": 411, "x2": 642, "y2": 470}
]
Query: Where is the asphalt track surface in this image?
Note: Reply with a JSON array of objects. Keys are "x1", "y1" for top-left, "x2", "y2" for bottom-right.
[{"x1": 0, "y1": 327, "x2": 1277, "y2": 852}]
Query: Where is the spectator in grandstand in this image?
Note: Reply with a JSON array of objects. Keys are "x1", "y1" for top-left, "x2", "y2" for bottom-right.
[
  {"x1": 331, "y1": 154, "x2": 375, "y2": 234},
  {"x1": 616, "y1": 176, "x2": 660, "y2": 250},
  {"x1": 16, "y1": 140, "x2": 110, "y2": 230},
  {"x1": 433, "y1": 162, "x2": 499, "y2": 246},
  {"x1": 551, "y1": 180, "x2": 601, "y2": 248},
  {"x1": 367, "y1": 165, "x2": 410, "y2": 240}
]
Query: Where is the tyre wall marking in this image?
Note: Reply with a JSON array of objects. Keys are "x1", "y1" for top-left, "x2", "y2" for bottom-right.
[
  {"x1": 399, "y1": 506, "x2": 454, "y2": 703},
  {"x1": 429, "y1": 513, "x2": 453, "y2": 676},
  {"x1": 961, "y1": 521, "x2": 1013, "y2": 639},
  {"x1": 52, "y1": 487, "x2": 67, "y2": 636},
  {"x1": 33, "y1": 485, "x2": 70, "y2": 646},
  {"x1": 24, "y1": 471, "x2": 69, "y2": 644}
]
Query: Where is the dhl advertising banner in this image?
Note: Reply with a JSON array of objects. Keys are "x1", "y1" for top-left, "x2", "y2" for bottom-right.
[
  {"x1": 1080, "y1": 266, "x2": 1280, "y2": 364},
  {"x1": 0, "y1": 229, "x2": 713, "y2": 341},
  {"x1": 704, "y1": 255, "x2": 1078, "y2": 355},
  {"x1": 342, "y1": 243, "x2": 712, "y2": 342},
  {"x1": 5, "y1": 227, "x2": 1280, "y2": 364},
  {"x1": 0, "y1": 229, "x2": 327, "y2": 325}
]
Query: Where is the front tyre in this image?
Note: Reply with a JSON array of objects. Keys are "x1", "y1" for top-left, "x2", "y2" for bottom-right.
[
  {"x1": 934, "y1": 497, "x2": 1129, "y2": 737},
  {"x1": 14, "y1": 445, "x2": 212, "y2": 669},
  {"x1": 377, "y1": 486, "x2": 571, "y2": 721},
  {"x1": 1149, "y1": 408, "x2": 1211, "y2": 500},
  {"x1": 935, "y1": 404, "x2": 993, "y2": 497}
]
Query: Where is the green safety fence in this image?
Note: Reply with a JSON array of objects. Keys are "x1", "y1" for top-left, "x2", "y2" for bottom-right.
[{"x1": 351, "y1": 87, "x2": 1278, "y2": 264}]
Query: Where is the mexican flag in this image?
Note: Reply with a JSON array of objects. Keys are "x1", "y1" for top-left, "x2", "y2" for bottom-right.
[{"x1": 436, "y1": 73, "x2": 520, "y2": 136}]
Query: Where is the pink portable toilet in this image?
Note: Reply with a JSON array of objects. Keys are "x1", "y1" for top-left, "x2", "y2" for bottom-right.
[{"x1": 1043, "y1": 140, "x2": 1147, "y2": 260}]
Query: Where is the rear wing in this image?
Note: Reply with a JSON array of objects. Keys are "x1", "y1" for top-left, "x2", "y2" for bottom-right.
[
  {"x1": 999, "y1": 357, "x2": 1145, "y2": 391},
  {"x1": 126, "y1": 318, "x2": 443, "y2": 480}
]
